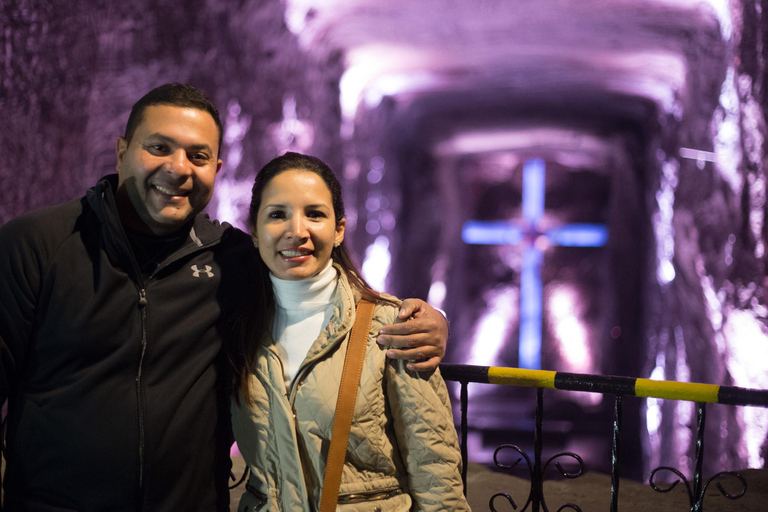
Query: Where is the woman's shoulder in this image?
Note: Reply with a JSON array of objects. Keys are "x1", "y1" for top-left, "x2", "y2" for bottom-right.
[
  {"x1": 375, "y1": 291, "x2": 402, "y2": 307},
  {"x1": 369, "y1": 293, "x2": 402, "y2": 327}
]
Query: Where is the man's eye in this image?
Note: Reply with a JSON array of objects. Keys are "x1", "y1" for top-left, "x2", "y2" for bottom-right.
[
  {"x1": 147, "y1": 144, "x2": 168, "y2": 153},
  {"x1": 190, "y1": 153, "x2": 210, "y2": 162}
]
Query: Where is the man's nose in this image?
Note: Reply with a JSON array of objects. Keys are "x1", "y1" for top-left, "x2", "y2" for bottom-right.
[{"x1": 166, "y1": 149, "x2": 192, "y2": 176}]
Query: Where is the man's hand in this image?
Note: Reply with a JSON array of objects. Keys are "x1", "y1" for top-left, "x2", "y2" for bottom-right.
[{"x1": 377, "y1": 298, "x2": 448, "y2": 372}]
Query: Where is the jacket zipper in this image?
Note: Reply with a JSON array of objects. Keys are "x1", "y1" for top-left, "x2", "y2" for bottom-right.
[
  {"x1": 130, "y1": 242, "x2": 219, "y2": 507},
  {"x1": 273, "y1": 351, "x2": 313, "y2": 505},
  {"x1": 136, "y1": 288, "x2": 149, "y2": 496},
  {"x1": 131, "y1": 241, "x2": 217, "y2": 498}
]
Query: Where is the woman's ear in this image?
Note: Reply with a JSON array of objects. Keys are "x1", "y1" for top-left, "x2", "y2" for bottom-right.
[
  {"x1": 334, "y1": 218, "x2": 346, "y2": 246},
  {"x1": 250, "y1": 221, "x2": 259, "y2": 249}
]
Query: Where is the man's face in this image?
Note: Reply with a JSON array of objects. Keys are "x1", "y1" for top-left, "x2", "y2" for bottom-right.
[{"x1": 116, "y1": 105, "x2": 222, "y2": 235}]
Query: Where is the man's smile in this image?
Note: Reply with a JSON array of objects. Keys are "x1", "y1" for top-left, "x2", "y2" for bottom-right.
[{"x1": 152, "y1": 184, "x2": 190, "y2": 197}]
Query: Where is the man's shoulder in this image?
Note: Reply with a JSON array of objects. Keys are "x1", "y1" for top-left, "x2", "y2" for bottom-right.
[
  {"x1": 192, "y1": 215, "x2": 256, "y2": 266},
  {"x1": 217, "y1": 225, "x2": 257, "y2": 267},
  {"x1": 0, "y1": 197, "x2": 89, "y2": 275},
  {"x1": 193, "y1": 215, "x2": 252, "y2": 249},
  {"x1": 221, "y1": 225, "x2": 252, "y2": 247},
  {"x1": 0, "y1": 197, "x2": 86, "y2": 244}
]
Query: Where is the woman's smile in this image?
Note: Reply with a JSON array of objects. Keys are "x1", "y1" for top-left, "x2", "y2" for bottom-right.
[{"x1": 279, "y1": 249, "x2": 313, "y2": 261}]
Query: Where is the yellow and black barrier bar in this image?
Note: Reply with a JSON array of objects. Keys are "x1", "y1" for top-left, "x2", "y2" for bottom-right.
[{"x1": 439, "y1": 364, "x2": 768, "y2": 407}]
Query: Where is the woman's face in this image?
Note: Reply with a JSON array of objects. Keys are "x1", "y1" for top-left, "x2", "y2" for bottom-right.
[{"x1": 253, "y1": 169, "x2": 345, "y2": 281}]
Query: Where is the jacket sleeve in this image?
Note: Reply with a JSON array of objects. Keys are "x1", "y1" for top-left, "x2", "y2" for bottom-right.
[
  {"x1": 384, "y1": 306, "x2": 470, "y2": 511},
  {"x1": 0, "y1": 216, "x2": 43, "y2": 499}
]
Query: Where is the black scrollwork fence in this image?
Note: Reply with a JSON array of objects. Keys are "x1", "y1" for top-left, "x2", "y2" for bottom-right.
[{"x1": 439, "y1": 364, "x2": 768, "y2": 512}]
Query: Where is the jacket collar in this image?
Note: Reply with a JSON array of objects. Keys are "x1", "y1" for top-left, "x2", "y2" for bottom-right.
[{"x1": 86, "y1": 174, "x2": 229, "y2": 280}]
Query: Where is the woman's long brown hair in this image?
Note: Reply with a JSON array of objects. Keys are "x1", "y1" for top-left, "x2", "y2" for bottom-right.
[{"x1": 230, "y1": 152, "x2": 397, "y2": 404}]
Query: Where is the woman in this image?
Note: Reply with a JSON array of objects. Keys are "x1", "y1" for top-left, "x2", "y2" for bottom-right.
[{"x1": 230, "y1": 152, "x2": 470, "y2": 511}]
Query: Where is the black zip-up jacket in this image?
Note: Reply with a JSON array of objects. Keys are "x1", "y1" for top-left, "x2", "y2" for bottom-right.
[{"x1": 0, "y1": 175, "x2": 253, "y2": 511}]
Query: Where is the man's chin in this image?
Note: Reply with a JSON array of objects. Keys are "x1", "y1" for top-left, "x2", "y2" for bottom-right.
[{"x1": 147, "y1": 210, "x2": 196, "y2": 235}]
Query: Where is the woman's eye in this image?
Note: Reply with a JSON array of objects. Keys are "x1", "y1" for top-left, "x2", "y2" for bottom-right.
[
  {"x1": 268, "y1": 211, "x2": 285, "y2": 219},
  {"x1": 308, "y1": 211, "x2": 326, "y2": 219}
]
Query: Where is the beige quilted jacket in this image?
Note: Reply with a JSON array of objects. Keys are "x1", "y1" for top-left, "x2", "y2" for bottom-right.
[{"x1": 231, "y1": 268, "x2": 470, "y2": 511}]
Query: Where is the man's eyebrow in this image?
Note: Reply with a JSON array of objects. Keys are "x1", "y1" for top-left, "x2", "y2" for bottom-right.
[{"x1": 145, "y1": 133, "x2": 213, "y2": 152}]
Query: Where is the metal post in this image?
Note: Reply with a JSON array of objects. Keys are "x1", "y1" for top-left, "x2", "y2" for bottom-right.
[
  {"x1": 532, "y1": 387, "x2": 544, "y2": 512},
  {"x1": 460, "y1": 380, "x2": 469, "y2": 497},
  {"x1": 692, "y1": 403, "x2": 706, "y2": 512},
  {"x1": 610, "y1": 395, "x2": 622, "y2": 512}
]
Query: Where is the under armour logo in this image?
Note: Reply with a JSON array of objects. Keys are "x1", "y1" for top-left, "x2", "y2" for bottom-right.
[{"x1": 191, "y1": 264, "x2": 214, "y2": 278}]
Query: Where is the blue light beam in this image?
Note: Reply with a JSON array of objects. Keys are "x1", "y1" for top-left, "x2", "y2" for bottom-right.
[
  {"x1": 461, "y1": 159, "x2": 608, "y2": 370},
  {"x1": 519, "y1": 246, "x2": 543, "y2": 370},
  {"x1": 547, "y1": 224, "x2": 609, "y2": 247},
  {"x1": 462, "y1": 221, "x2": 523, "y2": 245},
  {"x1": 523, "y1": 158, "x2": 546, "y2": 224}
]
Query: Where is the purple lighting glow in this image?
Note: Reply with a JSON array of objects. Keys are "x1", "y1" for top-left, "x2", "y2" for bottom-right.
[{"x1": 3, "y1": 0, "x2": 767, "y2": 484}]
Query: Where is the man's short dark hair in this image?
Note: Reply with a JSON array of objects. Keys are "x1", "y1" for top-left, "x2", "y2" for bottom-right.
[{"x1": 124, "y1": 83, "x2": 223, "y2": 155}]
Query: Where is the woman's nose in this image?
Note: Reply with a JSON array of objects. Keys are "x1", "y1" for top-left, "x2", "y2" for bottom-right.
[{"x1": 287, "y1": 215, "x2": 308, "y2": 239}]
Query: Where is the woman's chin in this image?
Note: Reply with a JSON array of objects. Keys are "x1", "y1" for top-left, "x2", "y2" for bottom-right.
[{"x1": 270, "y1": 267, "x2": 317, "y2": 281}]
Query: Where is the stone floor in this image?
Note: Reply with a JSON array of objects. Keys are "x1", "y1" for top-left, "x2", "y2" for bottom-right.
[
  {"x1": 229, "y1": 456, "x2": 767, "y2": 511},
  {"x1": 2, "y1": 455, "x2": 764, "y2": 510}
]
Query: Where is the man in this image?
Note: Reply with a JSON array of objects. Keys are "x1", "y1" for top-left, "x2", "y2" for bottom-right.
[{"x1": 0, "y1": 83, "x2": 448, "y2": 511}]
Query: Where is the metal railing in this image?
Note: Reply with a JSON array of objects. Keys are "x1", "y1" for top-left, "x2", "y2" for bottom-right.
[{"x1": 439, "y1": 364, "x2": 768, "y2": 512}]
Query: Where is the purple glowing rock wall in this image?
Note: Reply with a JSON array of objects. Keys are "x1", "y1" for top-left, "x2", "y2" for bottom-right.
[
  {"x1": 2, "y1": 0, "x2": 768, "y2": 479},
  {"x1": 0, "y1": 0, "x2": 343, "y2": 226}
]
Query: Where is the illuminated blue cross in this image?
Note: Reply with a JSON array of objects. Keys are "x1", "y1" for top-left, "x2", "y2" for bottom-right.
[{"x1": 462, "y1": 158, "x2": 608, "y2": 370}]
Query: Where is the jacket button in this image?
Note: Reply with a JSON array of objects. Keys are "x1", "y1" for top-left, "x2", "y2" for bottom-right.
[{"x1": 374, "y1": 508, "x2": 382, "y2": 512}]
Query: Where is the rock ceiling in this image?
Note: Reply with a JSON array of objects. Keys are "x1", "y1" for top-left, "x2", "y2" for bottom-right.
[{"x1": 286, "y1": 0, "x2": 729, "y2": 163}]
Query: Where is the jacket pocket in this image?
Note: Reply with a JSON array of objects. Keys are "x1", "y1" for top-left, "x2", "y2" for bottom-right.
[{"x1": 239, "y1": 485, "x2": 268, "y2": 512}]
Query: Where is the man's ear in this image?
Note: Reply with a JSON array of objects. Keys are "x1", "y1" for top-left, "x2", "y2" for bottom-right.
[
  {"x1": 115, "y1": 137, "x2": 128, "y2": 168},
  {"x1": 216, "y1": 158, "x2": 223, "y2": 174}
]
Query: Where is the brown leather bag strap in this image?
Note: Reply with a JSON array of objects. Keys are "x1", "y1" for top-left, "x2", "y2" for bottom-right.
[{"x1": 318, "y1": 298, "x2": 376, "y2": 512}]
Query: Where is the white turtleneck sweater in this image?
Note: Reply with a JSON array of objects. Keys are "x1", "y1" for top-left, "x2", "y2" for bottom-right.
[{"x1": 269, "y1": 260, "x2": 338, "y2": 388}]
